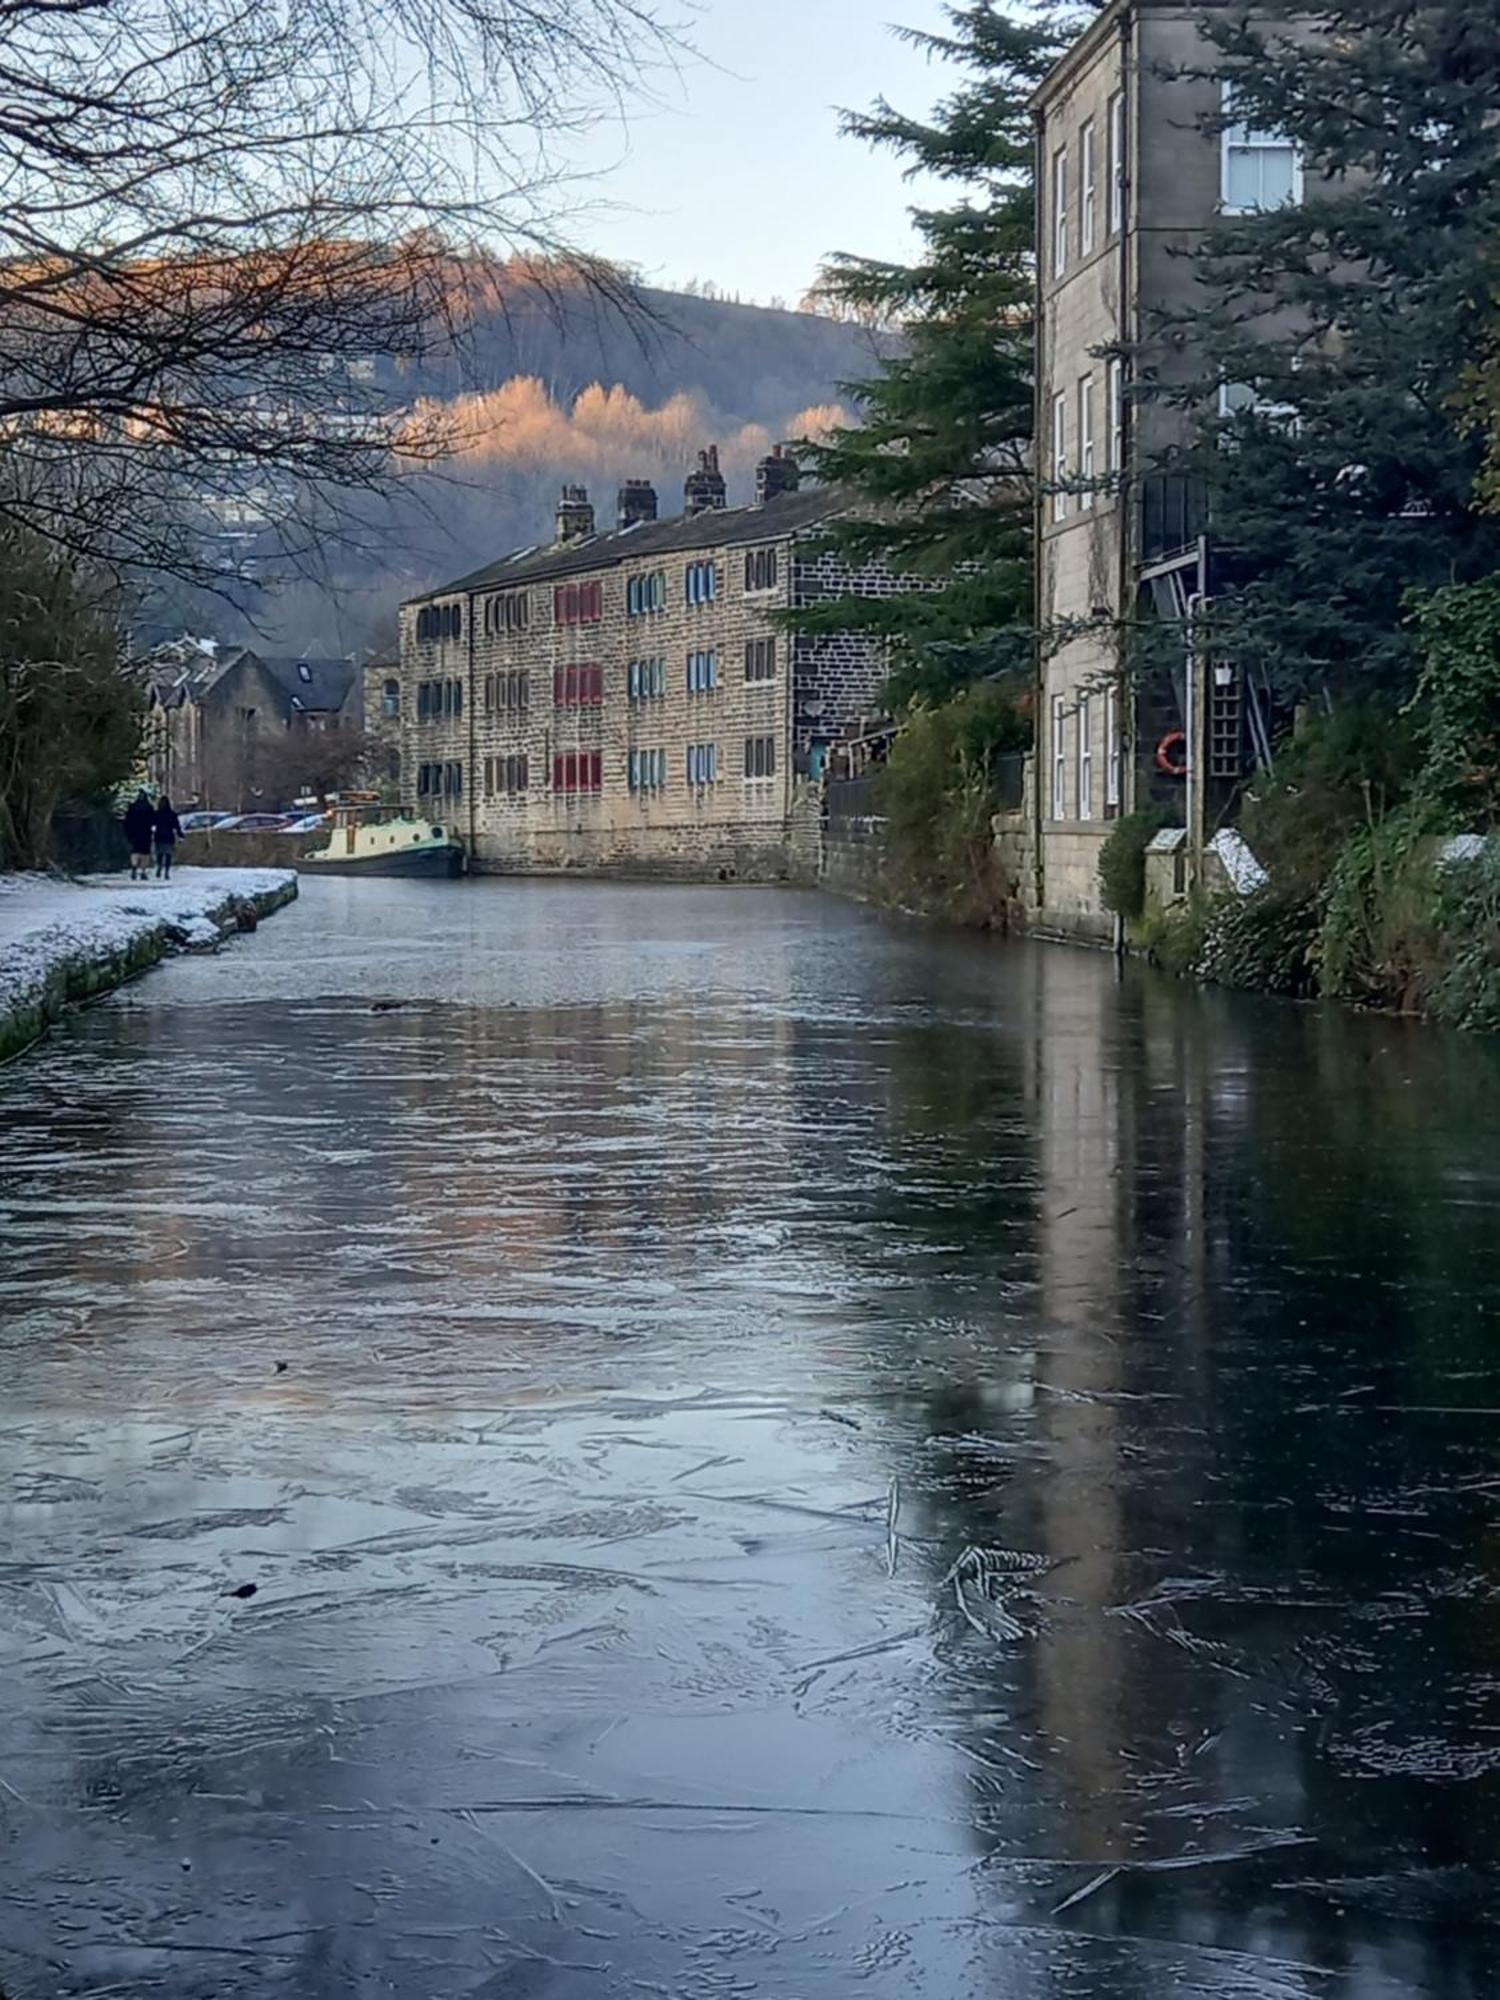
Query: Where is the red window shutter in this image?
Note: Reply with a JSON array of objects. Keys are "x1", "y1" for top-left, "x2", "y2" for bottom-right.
[
  {"x1": 552, "y1": 754, "x2": 563, "y2": 791},
  {"x1": 553, "y1": 664, "x2": 563, "y2": 705},
  {"x1": 589, "y1": 751, "x2": 602, "y2": 791}
]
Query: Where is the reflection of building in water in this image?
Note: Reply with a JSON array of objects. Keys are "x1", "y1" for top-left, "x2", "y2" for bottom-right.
[{"x1": 1023, "y1": 944, "x2": 1133, "y2": 1854}]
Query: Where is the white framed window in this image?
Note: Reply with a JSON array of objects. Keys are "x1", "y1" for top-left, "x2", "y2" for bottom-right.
[
  {"x1": 1078, "y1": 693, "x2": 1094, "y2": 821},
  {"x1": 1107, "y1": 92, "x2": 1125, "y2": 235},
  {"x1": 1080, "y1": 120, "x2": 1096, "y2": 257},
  {"x1": 1106, "y1": 686, "x2": 1122, "y2": 810},
  {"x1": 1107, "y1": 357, "x2": 1125, "y2": 475},
  {"x1": 1052, "y1": 146, "x2": 1069, "y2": 277},
  {"x1": 1051, "y1": 696, "x2": 1068, "y2": 821},
  {"x1": 1051, "y1": 390, "x2": 1068, "y2": 523},
  {"x1": 1221, "y1": 82, "x2": 1301, "y2": 213},
  {"x1": 1078, "y1": 375, "x2": 1095, "y2": 505}
]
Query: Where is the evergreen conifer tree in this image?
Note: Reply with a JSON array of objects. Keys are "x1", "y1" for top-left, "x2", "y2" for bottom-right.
[
  {"x1": 1150, "y1": 2, "x2": 1500, "y2": 703},
  {"x1": 796, "y1": 3, "x2": 1070, "y2": 709}
]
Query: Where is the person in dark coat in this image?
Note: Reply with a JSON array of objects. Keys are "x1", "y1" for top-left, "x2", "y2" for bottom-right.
[
  {"x1": 124, "y1": 790, "x2": 155, "y2": 880},
  {"x1": 153, "y1": 794, "x2": 183, "y2": 879}
]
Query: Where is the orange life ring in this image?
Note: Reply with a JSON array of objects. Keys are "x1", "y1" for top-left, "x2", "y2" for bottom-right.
[{"x1": 1155, "y1": 730, "x2": 1188, "y2": 777}]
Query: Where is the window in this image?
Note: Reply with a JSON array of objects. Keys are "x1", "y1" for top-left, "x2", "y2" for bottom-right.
[
  {"x1": 1078, "y1": 375, "x2": 1095, "y2": 506},
  {"x1": 484, "y1": 591, "x2": 529, "y2": 636},
  {"x1": 551, "y1": 751, "x2": 602, "y2": 795},
  {"x1": 1051, "y1": 696, "x2": 1067, "y2": 820},
  {"x1": 744, "y1": 548, "x2": 778, "y2": 592},
  {"x1": 1052, "y1": 146, "x2": 1068, "y2": 277},
  {"x1": 414, "y1": 601, "x2": 462, "y2": 644},
  {"x1": 743, "y1": 735, "x2": 776, "y2": 781},
  {"x1": 1077, "y1": 693, "x2": 1093, "y2": 821},
  {"x1": 1080, "y1": 120, "x2": 1096, "y2": 257},
  {"x1": 1107, "y1": 92, "x2": 1125, "y2": 236},
  {"x1": 1051, "y1": 391, "x2": 1068, "y2": 523},
  {"x1": 685, "y1": 560, "x2": 718, "y2": 606},
  {"x1": 553, "y1": 580, "x2": 603, "y2": 627},
  {"x1": 686, "y1": 648, "x2": 719, "y2": 694},
  {"x1": 686, "y1": 742, "x2": 718, "y2": 787},
  {"x1": 627, "y1": 571, "x2": 666, "y2": 616},
  {"x1": 628, "y1": 657, "x2": 666, "y2": 702},
  {"x1": 553, "y1": 662, "x2": 603, "y2": 708},
  {"x1": 381, "y1": 678, "x2": 400, "y2": 720},
  {"x1": 1106, "y1": 686, "x2": 1122, "y2": 812},
  {"x1": 1221, "y1": 83, "x2": 1301, "y2": 213},
  {"x1": 443, "y1": 761, "x2": 463, "y2": 798},
  {"x1": 628, "y1": 747, "x2": 667, "y2": 792},
  {"x1": 1107, "y1": 358, "x2": 1125, "y2": 476},
  {"x1": 488, "y1": 670, "x2": 529, "y2": 713},
  {"x1": 745, "y1": 636, "x2": 777, "y2": 682}
]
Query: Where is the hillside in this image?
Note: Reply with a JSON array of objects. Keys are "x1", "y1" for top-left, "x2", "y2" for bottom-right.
[{"x1": 141, "y1": 274, "x2": 884, "y2": 657}]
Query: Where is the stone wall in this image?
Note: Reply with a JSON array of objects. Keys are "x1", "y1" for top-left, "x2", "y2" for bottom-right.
[{"x1": 177, "y1": 829, "x2": 327, "y2": 870}]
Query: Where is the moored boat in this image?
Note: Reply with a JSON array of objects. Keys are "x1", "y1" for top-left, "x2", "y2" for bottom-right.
[{"x1": 301, "y1": 804, "x2": 463, "y2": 877}]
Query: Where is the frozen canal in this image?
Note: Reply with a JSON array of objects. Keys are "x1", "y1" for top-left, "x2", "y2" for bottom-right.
[{"x1": 2, "y1": 878, "x2": 1498, "y2": 1998}]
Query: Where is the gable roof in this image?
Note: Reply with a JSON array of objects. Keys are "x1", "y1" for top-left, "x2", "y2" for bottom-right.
[
  {"x1": 258, "y1": 656, "x2": 357, "y2": 713},
  {"x1": 405, "y1": 485, "x2": 845, "y2": 608}
]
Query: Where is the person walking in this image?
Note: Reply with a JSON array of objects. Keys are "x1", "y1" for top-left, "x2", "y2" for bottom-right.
[
  {"x1": 124, "y1": 790, "x2": 155, "y2": 880},
  {"x1": 153, "y1": 794, "x2": 183, "y2": 880}
]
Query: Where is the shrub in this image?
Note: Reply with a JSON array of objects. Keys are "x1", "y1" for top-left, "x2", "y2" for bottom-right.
[
  {"x1": 876, "y1": 682, "x2": 1030, "y2": 923},
  {"x1": 1098, "y1": 806, "x2": 1172, "y2": 920},
  {"x1": 1426, "y1": 843, "x2": 1500, "y2": 1031},
  {"x1": 1198, "y1": 889, "x2": 1321, "y2": 997},
  {"x1": 1409, "y1": 576, "x2": 1500, "y2": 827},
  {"x1": 1140, "y1": 896, "x2": 1210, "y2": 979},
  {"x1": 1319, "y1": 804, "x2": 1444, "y2": 1009},
  {"x1": 1239, "y1": 701, "x2": 1422, "y2": 896}
]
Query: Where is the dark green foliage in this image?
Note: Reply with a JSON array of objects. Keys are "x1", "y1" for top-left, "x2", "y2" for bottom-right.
[
  {"x1": 794, "y1": 4, "x2": 1069, "y2": 709},
  {"x1": 1409, "y1": 575, "x2": 1500, "y2": 826},
  {"x1": 1098, "y1": 806, "x2": 1171, "y2": 920},
  {"x1": 1240, "y1": 703, "x2": 1423, "y2": 895},
  {"x1": 874, "y1": 680, "x2": 1030, "y2": 921},
  {"x1": 1319, "y1": 805, "x2": 1445, "y2": 1009},
  {"x1": 1151, "y1": 1, "x2": 1500, "y2": 703},
  {"x1": 1199, "y1": 891, "x2": 1321, "y2": 998},
  {"x1": 1143, "y1": 897, "x2": 1210, "y2": 981},
  {"x1": 0, "y1": 527, "x2": 137, "y2": 870},
  {"x1": 1426, "y1": 845, "x2": 1500, "y2": 1031}
]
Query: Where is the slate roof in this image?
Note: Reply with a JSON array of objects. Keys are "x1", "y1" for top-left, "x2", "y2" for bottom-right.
[
  {"x1": 405, "y1": 486, "x2": 845, "y2": 607},
  {"x1": 258, "y1": 656, "x2": 357, "y2": 714}
]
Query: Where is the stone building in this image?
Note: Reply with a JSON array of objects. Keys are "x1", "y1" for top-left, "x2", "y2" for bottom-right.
[
  {"x1": 397, "y1": 450, "x2": 912, "y2": 877},
  {"x1": 144, "y1": 639, "x2": 361, "y2": 809},
  {"x1": 1032, "y1": 2, "x2": 1300, "y2": 938}
]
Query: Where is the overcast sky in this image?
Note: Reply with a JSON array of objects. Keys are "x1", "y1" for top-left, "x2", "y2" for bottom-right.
[{"x1": 557, "y1": 0, "x2": 957, "y2": 304}]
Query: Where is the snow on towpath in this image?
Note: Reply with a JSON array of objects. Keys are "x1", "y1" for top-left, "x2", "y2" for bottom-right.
[{"x1": 0, "y1": 867, "x2": 296, "y2": 1060}]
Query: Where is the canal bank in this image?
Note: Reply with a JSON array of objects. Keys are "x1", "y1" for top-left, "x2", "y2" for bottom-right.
[{"x1": 0, "y1": 867, "x2": 296, "y2": 1062}]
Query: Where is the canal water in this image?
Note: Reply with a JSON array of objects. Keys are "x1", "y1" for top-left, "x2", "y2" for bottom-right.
[{"x1": 2, "y1": 879, "x2": 1498, "y2": 1998}]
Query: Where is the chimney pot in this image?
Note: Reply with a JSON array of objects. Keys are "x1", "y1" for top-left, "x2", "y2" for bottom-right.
[
  {"x1": 555, "y1": 484, "x2": 594, "y2": 544},
  {"x1": 617, "y1": 478, "x2": 658, "y2": 530},
  {"x1": 683, "y1": 444, "x2": 727, "y2": 516},
  {"x1": 756, "y1": 443, "x2": 801, "y2": 506}
]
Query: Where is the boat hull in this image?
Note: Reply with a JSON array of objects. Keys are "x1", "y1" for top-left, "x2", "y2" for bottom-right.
[{"x1": 301, "y1": 843, "x2": 463, "y2": 879}]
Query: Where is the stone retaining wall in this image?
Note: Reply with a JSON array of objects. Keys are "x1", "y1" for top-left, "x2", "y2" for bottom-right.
[{"x1": 0, "y1": 873, "x2": 297, "y2": 1064}]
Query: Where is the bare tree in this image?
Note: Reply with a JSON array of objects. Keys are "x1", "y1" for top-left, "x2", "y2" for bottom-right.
[{"x1": 0, "y1": 0, "x2": 678, "y2": 579}]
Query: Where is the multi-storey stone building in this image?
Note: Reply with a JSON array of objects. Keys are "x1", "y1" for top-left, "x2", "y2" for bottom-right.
[
  {"x1": 1033, "y1": 2, "x2": 1301, "y2": 938},
  {"x1": 398, "y1": 449, "x2": 912, "y2": 877}
]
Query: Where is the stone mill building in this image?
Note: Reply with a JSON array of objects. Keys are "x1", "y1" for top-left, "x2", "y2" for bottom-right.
[{"x1": 397, "y1": 449, "x2": 913, "y2": 877}]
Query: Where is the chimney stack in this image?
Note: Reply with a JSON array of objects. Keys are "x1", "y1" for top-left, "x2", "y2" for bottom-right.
[
  {"x1": 617, "y1": 478, "x2": 658, "y2": 530},
  {"x1": 683, "y1": 444, "x2": 727, "y2": 516},
  {"x1": 755, "y1": 443, "x2": 801, "y2": 506},
  {"x1": 555, "y1": 484, "x2": 595, "y2": 544}
]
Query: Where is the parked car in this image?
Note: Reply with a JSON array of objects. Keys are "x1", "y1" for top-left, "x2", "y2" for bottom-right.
[
  {"x1": 178, "y1": 810, "x2": 236, "y2": 831},
  {"x1": 218, "y1": 812, "x2": 295, "y2": 831},
  {"x1": 278, "y1": 813, "x2": 331, "y2": 834}
]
